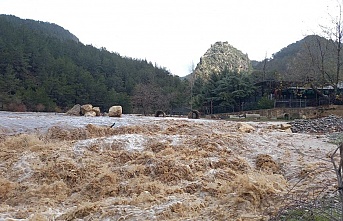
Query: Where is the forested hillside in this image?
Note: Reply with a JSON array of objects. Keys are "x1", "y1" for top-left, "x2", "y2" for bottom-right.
[
  {"x1": 251, "y1": 34, "x2": 343, "y2": 103},
  {"x1": 0, "y1": 15, "x2": 188, "y2": 113},
  {"x1": 251, "y1": 35, "x2": 338, "y2": 86},
  {"x1": 252, "y1": 37, "x2": 304, "y2": 74}
]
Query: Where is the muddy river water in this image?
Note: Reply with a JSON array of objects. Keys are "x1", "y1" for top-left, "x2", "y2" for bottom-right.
[{"x1": 0, "y1": 111, "x2": 338, "y2": 220}]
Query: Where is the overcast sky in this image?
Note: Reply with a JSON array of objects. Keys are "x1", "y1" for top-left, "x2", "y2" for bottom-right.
[{"x1": 0, "y1": 0, "x2": 339, "y2": 76}]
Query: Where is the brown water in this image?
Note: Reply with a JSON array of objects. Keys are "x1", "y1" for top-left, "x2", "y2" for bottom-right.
[{"x1": 0, "y1": 112, "x2": 337, "y2": 220}]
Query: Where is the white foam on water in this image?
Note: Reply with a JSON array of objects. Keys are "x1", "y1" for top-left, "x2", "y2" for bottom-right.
[
  {"x1": 11, "y1": 152, "x2": 36, "y2": 182},
  {"x1": 73, "y1": 134, "x2": 147, "y2": 154}
]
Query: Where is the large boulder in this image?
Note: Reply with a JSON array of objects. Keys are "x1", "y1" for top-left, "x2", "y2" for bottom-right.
[
  {"x1": 84, "y1": 111, "x2": 97, "y2": 117},
  {"x1": 66, "y1": 104, "x2": 81, "y2": 116},
  {"x1": 109, "y1": 106, "x2": 122, "y2": 117},
  {"x1": 280, "y1": 123, "x2": 292, "y2": 130},
  {"x1": 92, "y1": 107, "x2": 101, "y2": 116},
  {"x1": 81, "y1": 104, "x2": 93, "y2": 115}
]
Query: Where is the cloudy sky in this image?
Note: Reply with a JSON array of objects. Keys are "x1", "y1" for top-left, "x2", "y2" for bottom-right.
[{"x1": 0, "y1": 0, "x2": 339, "y2": 76}]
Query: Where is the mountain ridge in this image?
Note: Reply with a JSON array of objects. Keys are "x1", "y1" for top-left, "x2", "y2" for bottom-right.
[{"x1": 0, "y1": 14, "x2": 79, "y2": 42}]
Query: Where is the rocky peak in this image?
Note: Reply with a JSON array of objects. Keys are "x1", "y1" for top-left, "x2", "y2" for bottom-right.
[{"x1": 193, "y1": 41, "x2": 251, "y2": 80}]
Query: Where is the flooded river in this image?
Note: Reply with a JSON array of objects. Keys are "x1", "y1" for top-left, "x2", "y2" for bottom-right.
[{"x1": 0, "y1": 111, "x2": 338, "y2": 220}]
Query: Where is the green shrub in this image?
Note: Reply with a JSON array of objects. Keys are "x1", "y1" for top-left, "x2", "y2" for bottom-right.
[{"x1": 257, "y1": 96, "x2": 274, "y2": 109}]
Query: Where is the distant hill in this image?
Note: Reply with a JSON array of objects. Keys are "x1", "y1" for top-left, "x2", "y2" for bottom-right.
[{"x1": 0, "y1": 15, "x2": 187, "y2": 113}]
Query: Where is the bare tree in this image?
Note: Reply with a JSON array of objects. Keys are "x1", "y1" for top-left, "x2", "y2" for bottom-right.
[
  {"x1": 321, "y1": 1, "x2": 343, "y2": 96},
  {"x1": 189, "y1": 61, "x2": 196, "y2": 110},
  {"x1": 261, "y1": 52, "x2": 268, "y2": 96},
  {"x1": 131, "y1": 83, "x2": 159, "y2": 115},
  {"x1": 289, "y1": 35, "x2": 335, "y2": 99},
  {"x1": 131, "y1": 83, "x2": 171, "y2": 115},
  {"x1": 287, "y1": 2, "x2": 343, "y2": 102}
]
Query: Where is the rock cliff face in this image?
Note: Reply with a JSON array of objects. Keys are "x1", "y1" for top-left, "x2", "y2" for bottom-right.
[{"x1": 193, "y1": 42, "x2": 251, "y2": 80}]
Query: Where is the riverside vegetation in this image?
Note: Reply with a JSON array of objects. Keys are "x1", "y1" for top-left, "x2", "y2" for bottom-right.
[{"x1": 2, "y1": 15, "x2": 343, "y2": 115}]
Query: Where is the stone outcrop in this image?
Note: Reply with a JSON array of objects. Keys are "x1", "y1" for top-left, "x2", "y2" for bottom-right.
[
  {"x1": 66, "y1": 104, "x2": 81, "y2": 116},
  {"x1": 192, "y1": 41, "x2": 251, "y2": 80},
  {"x1": 109, "y1": 106, "x2": 122, "y2": 117}
]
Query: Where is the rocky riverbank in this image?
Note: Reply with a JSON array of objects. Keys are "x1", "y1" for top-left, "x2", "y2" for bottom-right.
[
  {"x1": 290, "y1": 115, "x2": 343, "y2": 134},
  {"x1": 289, "y1": 115, "x2": 343, "y2": 144}
]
